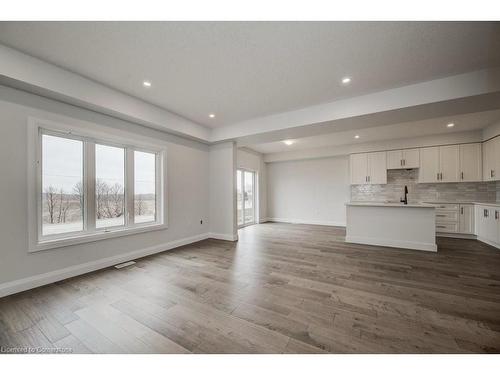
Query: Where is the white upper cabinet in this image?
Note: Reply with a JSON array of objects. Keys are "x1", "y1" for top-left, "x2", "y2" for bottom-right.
[
  {"x1": 483, "y1": 136, "x2": 500, "y2": 181},
  {"x1": 387, "y1": 149, "x2": 419, "y2": 169},
  {"x1": 459, "y1": 143, "x2": 482, "y2": 182},
  {"x1": 368, "y1": 152, "x2": 387, "y2": 184},
  {"x1": 439, "y1": 145, "x2": 460, "y2": 182},
  {"x1": 349, "y1": 137, "x2": 499, "y2": 185},
  {"x1": 350, "y1": 152, "x2": 386, "y2": 185},
  {"x1": 418, "y1": 147, "x2": 440, "y2": 183},
  {"x1": 419, "y1": 145, "x2": 462, "y2": 183},
  {"x1": 386, "y1": 150, "x2": 402, "y2": 169},
  {"x1": 350, "y1": 153, "x2": 368, "y2": 185},
  {"x1": 402, "y1": 149, "x2": 420, "y2": 169}
]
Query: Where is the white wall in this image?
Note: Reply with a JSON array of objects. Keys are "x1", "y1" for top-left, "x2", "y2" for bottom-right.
[
  {"x1": 209, "y1": 142, "x2": 237, "y2": 240},
  {"x1": 267, "y1": 156, "x2": 350, "y2": 226},
  {"x1": 483, "y1": 120, "x2": 500, "y2": 140},
  {"x1": 237, "y1": 148, "x2": 267, "y2": 222},
  {"x1": 0, "y1": 85, "x2": 210, "y2": 295}
]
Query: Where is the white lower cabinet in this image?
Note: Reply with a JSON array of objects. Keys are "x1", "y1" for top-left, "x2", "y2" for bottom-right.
[
  {"x1": 433, "y1": 203, "x2": 475, "y2": 236},
  {"x1": 459, "y1": 204, "x2": 475, "y2": 234},
  {"x1": 475, "y1": 205, "x2": 500, "y2": 248}
]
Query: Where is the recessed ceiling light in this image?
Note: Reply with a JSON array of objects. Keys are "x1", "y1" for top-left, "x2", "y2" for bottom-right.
[
  {"x1": 283, "y1": 140, "x2": 295, "y2": 146},
  {"x1": 143, "y1": 80, "x2": 152, "y2": 88},
  {"x1": 341, "y1": 77, "x2": 352, "y2": 85},
  {"x1": 209, "y1": 113, "x2": 216, "y2": 118},
  {"x1": 354, "y1": 135, "x2": 360, "y2": 139},
  {"x1": 447, "y1": 123, "x2": 455, "y2": 128}
]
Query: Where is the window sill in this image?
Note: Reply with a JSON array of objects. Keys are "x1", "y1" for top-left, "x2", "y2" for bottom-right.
[{"x1": 29, "y1": 223, "x2": 168, "y2": 253}]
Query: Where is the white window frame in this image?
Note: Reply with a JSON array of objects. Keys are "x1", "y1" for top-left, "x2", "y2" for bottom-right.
[{"x1": 28, "y1": 117, "x2": 167, "y2": 252}]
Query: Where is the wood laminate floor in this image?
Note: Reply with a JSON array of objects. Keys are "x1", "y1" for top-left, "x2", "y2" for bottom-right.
[{"x1": 1, "y1": 222, "x2": 500, "y2": 353}]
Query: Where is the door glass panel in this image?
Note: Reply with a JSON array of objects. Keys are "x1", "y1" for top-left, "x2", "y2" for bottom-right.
[
  {"x1": 244, "y1": 171, "x2": 254, "y2": 225},
  {"x1": 237, "y1": 170, "x2": 243, "y2": 226}
]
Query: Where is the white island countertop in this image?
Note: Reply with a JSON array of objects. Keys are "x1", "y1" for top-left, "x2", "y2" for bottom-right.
[{"x1": 346, "y1": 201, "x2": 435, "y2": 208}]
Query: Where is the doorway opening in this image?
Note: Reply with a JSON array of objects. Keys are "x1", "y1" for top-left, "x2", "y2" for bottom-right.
[{"x1": 237, "y1": 169, "x2": 256, "y2": 228}]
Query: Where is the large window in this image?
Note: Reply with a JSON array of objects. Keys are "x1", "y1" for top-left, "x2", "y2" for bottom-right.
[{"x1": 32, "y1": 121, "x2": 166, "y2": 251}]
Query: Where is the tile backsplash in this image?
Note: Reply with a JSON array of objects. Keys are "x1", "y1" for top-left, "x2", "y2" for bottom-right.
[{"x1": 351, "y1": 169, "x2": 500, "y2": 203}]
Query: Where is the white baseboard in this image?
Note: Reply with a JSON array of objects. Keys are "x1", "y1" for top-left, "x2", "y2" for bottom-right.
[
  {"x1": 345, "y1": 235, "x2": 437, "y2": 252},
  {"x1": 259, "y1": 217, "x2": 269, "y2": 223},
  {"x1": 209, "y1": 232, "x2": 238, "y2": 241},
  {"x1": 437, "y1": 233, "x2": 476, "y2": 239},
  {"x1": 0, "y1": 232, "x2": 211, "y2": 298},
  {"x1": 477, "y1": 236, "x2": 500, "y2": 250},
  {"x1": 267, "y1": 217, "x2": 346, "y2": 227}
]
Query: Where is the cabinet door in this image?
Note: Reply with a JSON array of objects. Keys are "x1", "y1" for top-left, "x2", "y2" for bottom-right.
[
  {"x1": 482, "y1": 138, "x2": 496, "y2": 181},
  {"x1": 476, "y1": 205, "x2": 486, "y2": 238},
  {"x1": 418, "y1": 147, "x2": 440, "y2": 183},
  {"x1": 367, "y1": 152, "x2": 387, "y2": 184},
  {"x1": 478, "y1": 206, "x2": 497, "y2": 243},
  {"x1": 402, "y1": 149, "x2": 420, "y2": 169},
  {"x1": 459, "y1": 143, "x2": 482, "y2": 182},
  {"x1": 439, "y1": 145, "x2": 459, "y2": 182},
  {"x1": 495, "y1": 137, "x2": 500, "y2": 182},
  {"x1": 387, "y1": 150, "x2": 403, "y2": 169},
  {"x1": 459, "y1": 204, "x2": 475, "y2": 234},
  {"x1": 496, "y1": 208, "x2": 500, "y2": 244},
  {"x1": 350, "y1": 153, "x2": 368, "y2": 185}
]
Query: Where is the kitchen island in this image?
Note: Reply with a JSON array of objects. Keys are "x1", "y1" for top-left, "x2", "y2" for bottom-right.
[{"x1": 345, "y1": 202, "x2": 437, "y2": 252}]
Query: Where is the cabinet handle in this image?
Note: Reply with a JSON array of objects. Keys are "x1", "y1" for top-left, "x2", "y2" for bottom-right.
[
  {"x1": 461, "y1": 172, "x2": 464, "y2": 180},
  {"x1": 460, "y1": 207, "x2": 464, "y2": 215},
  {"x1": 440, "y1": 173, "x2": 443, "y2": 180},
  {"x1": 484, "y1": 209, "x2": 489, "y2": 218},
  {"x1": 436, "y1": 214, "x2": 447, "y2": 217},
  {"x1": 496, "y1": 211, "x2": 499, "y2": 220},
  {"x1": 491, "y1": 170, "x2": 494, "y2": 178},
  {"x1": 403, "y1": 159, "x2": 405, "y2": 166},
  {"x1": 400, "y1": 159, "x2": 402, "y2": 166},
  {"x1": 436, "y1": 173, "x2": 439, "y2": 181},
  {"x1": 437, "y1": 225, "x2": 446, "y2": 229}
]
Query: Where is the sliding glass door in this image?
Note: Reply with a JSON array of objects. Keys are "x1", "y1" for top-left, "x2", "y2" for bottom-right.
[{"x1": 237, "y1": 169, "x2": 255, "y2": 227}]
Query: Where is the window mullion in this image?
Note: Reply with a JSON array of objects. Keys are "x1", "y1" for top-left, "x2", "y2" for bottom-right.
[
  {"x1": 126, "y1": 148, "x2": 135, "y2": 227},
  {"x1": 86, "y1": 141, "x2": 96, "y2": 232}
]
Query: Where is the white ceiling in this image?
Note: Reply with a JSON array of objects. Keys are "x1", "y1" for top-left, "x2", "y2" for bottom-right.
[
  {"x1": 0, "y1": 22, "x2": 499, "y2": 128},
  {"x1": 248, "y1": 110, "x2": 500, "y2": 154}
]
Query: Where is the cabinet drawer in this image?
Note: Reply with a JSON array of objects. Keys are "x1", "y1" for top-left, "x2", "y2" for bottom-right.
[
  {"x1": 436, "y1": 210, "x2": 459, "y2": 222},
  {"x1": 435, "y1": 204, "x2": 459, "y2": 210},
  {"x1": 436, "y1": 222, "x2": 459, "y2": 233}
]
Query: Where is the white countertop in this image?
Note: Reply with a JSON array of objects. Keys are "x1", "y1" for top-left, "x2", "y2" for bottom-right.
[
  {"x1": 346, "y1": 201, "x2": 435, "y2": 208},
  {"x1": 425, "y1": 201, "x2": 500, "y2": 207}
]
